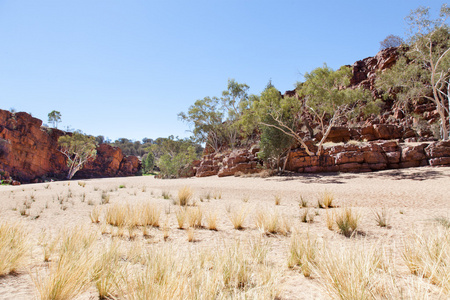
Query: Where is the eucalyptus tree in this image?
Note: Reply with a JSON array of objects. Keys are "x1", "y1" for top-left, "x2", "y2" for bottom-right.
[{"x1": 376, "y1": 4, "x2": 450, "y2": 140}]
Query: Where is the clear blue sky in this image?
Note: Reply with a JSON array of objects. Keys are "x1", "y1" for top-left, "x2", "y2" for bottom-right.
[{"x1": 0, "y1": 0, "x2": 444, "y2": 142}]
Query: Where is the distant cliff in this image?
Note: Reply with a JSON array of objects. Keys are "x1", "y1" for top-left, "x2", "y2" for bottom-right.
[{"x1": 0, "y1": 109, "x2": 140, "y2": 183}]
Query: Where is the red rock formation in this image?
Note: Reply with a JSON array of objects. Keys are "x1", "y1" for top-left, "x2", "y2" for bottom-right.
[{"x1": 0, "y1": 109, "x2": 140, "y2": 182}]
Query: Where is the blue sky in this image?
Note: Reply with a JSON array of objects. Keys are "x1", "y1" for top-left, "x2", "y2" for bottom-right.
[{"x1": 0, "y1": 0, "x2": 445, "y2": 142}]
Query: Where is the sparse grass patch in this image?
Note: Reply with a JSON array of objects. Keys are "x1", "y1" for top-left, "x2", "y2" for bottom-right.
[
  {"x1": 300, "y1": 208, "x2": 314, "y2": 223},
  {"x1": 119, "y1": 184, "x2": 126, "y2": 189},
  {"x1": 205, "y1": 211, "x2": 218, "y2": 231},
  {"x1": 162, "y1": 190, "x2": 171, "y2": 200},
  {"x1": 140, "y1": 202, "x2": 161, "y2": 227},
  {"x1": 0, "y1": 222, "x2": 29, "y2": 276},
  {"x1": 434, "y1": 216, "x2": 450, "y2": 229},
  {"x1": 299, "y1": 196, "x2": 308, "y2": 208},
  {"x1": 186, "y1": 207, "x2": 202, "y2": 228},
  {"x1": 77, "y1": 181, "x2": 86, "y2": 187},
  {"x1": 175, "y1": 207, "x2": 186, "y2": 229},
  {"x1": 402, "y1": 227, "x2": 450, "y2": 292},
  {"x1": 274, "y1": 194, "x2": 281, "y2": 205},
  {"x1": 314, "y1": 243, "x2": 384, "y2": 299},
  {"x1": 229, "y1": 207, "x2": 248, "y2": 230},
  {"x1": 92, "y1": 242, "x2": 122, "y2": 299},
  {"x1": 90, "y1": 206, "x2": 101, "y2": 224},
  {"x1": 254, "y1": 210, "x2": 291, "y2": 235},
  {"x1": 105, "y1": 204, "x2": 128, "y2": 227},
  {"x1": 374, "y1": 207, "x2": 390, "y2": 228},
  {"x1": 177, "y1": 186, "x2": 193, "y2": 206},
  {"x1": 101, "y1": 191, "x2": 110, "y2": 205},
  {"x1": 317, "y1": 190, "x2": 334, "y2": 209},
  {"x1": 334, "y1": 207, "x2": 360, "y2": 237},
  {"x1": 288, "y1": 233, "x2": 318, "y2": 277},
  {"x1": 187, "y1": 227, "x2": 195, "y2": 242},
  {"x1": 33, "y1": 228, "x2": 98, "y2": 300}
]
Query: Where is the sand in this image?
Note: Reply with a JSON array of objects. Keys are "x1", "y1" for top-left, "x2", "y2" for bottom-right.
[{"x1": 0, "y1": 166, "x2": 450, "y2": 299}]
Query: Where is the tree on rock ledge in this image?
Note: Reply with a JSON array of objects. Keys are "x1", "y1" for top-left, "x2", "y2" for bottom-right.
[{"x1": 58, "y1": 132, "x2": 97, "y2": 179}]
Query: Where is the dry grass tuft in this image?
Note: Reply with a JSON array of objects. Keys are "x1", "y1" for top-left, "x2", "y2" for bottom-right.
[
  {"x1": 0, "y1": 222, "x2": 29, "y2": 276},
  {"x1": 402, "y1": 227, "x2": 450, "y2": 292},
  {"x1": 93, "y1": 242, "x2": 123, "y2": 299},
  {"x1": 186, "y1": 207, "x2": 202, "y2": 228},
  {"x1": 288, "y1": 233, "x2": 318, "y2": 277},
  {"x1": 105, "y1": 204, "x2": 128, "y2": 227},
  {"x1": 140, "y1": 202, "x2": 161, "y2": 227},
  {"x1": 229, "y1": 207, "x2": 248, "y2": 230},
  {"x1": 317, "y1": 190, "x2": 334, "y2": 209},
  {"x1": 177, "y1": 186, "x2": 193, "y2": 206},
  {"x1": 187, "y1": 227, "x2": 195, "y2": 242},
  {"x1": 373, "y1": 207, "x2": 390, "y2": 228},
  {"x1": 255, "y1": 210, "x2": 291, "y2": 235},
  {"x1": 314, "y1": 243, "x2": 384, "y2": 299},
  {"x1": 274, "y1": 194, "x2": 281, "y2": 205},
  {"x1": 33, "y1": 228, "x2": 98, "y2": 300},
  {"x1": 90, "y1": 206, "x2": 101, "y2": 224},
  {"x1": 334, "y1": 207, "x2": 359, "y2": 237},
  {"x1": 175, "y1": 207, "x2": 186, "y2": 229},
  {"x1": 205, "y1": 211, "x2": 218, "y2": 231}
]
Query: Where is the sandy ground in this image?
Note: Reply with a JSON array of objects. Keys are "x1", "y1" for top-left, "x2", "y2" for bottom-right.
[{"x1": 1, "y1": 166, "x2": 450, "y2": 299}]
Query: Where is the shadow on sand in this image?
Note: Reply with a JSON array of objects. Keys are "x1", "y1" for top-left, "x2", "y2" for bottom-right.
[{"x1": 267, "y1": 167, "x2": 448, "y2": 183}]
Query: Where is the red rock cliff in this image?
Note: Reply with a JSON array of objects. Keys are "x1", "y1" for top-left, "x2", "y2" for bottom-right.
[{"x1": 0, "y1": 109, "x2": 140, "y2": 182}]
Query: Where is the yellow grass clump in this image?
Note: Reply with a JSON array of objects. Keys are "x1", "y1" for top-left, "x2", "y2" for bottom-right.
[
  {"x1": 334, "y1": 207, "x2": 360, "y2": 237},
  {"x1": 254, "y1": 210, "x2": 291, "y2": 235},
  {"x1": 0, "y1": 222, "x2": 29, "y2": 276},
  {"x1": 318, "y1": 190, "x2": 334, "y2": 209},
  {"x1": 288, "y1": 233, "x2": 318, "y2": 277},
  {"x1": 177, "y1": 186, "x2": 193, "y2": 206},
  {"x1": 403, "y1": 227, "x2": 450, "y2": 292},
  {"x1": 313, "y1": 243, "x2": 384, "y2": 299},
  {"x1": 33, "y1": 228, "x2": 98, "y2": 300},
  {"x1": 229, "y1": 207, "x2": 248, "y2": 230}
]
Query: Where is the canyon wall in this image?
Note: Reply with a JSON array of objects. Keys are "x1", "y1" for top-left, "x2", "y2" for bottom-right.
[{"x1": 0, "y1": 109, "x2": 140, "y2": 183}]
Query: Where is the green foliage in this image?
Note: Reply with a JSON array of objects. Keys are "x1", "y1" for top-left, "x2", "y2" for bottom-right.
[
  {"x1": 376, "y1": 4, "x2": 450, "y2": 140},
  {"x1": 48, "y1": 110, "x2": 61, "y2": 129},
  {"x1": 58, "y1": 132, "x2": 97, "y2": 179},
  {"x1": 297, "y1": 64, "x2": 371, "y2": 153},
  {"x1": 152, "y1": 137, "x2": 200, "y2": 178},
  {"x1": 178, "y1": 96, "x2": 224, "y2": 152},
  {"x1": 179, "y1": 79, "x2": 258, "y2": 152},
  {"x1": 253, "y1": 86, "x2": 296, "y2": 169},
  {"x1": 142, "y1": 152, "x2": 155, "y2": 174}
]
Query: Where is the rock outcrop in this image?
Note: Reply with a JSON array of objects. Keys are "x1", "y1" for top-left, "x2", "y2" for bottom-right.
[
  {"x1": 285, "y1": 140, "x2": 450, "y2": 174},
  {"x1": 195, "y1": 147, "x2": 262, "y2": 177},
  {"x1": 0, "y1": 109, "x2": 140, "y2": 182}
]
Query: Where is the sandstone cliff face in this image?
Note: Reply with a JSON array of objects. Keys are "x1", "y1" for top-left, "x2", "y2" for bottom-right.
[{"x1": 0, "y1": 109, "x2": 140, "y2": 182}]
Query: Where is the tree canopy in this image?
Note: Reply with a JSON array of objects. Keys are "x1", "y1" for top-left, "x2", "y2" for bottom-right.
[
  {"x1": 48, "y1": 110, "x2": 62, "y2": 129},
  {"x1": 376, "y1": 4, "x2": 450, "y2": 140},
  {"x1": 58, "y1": 132, "x2": 97, "y2": 179}
]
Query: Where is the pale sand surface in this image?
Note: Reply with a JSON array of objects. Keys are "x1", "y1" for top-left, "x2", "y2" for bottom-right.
[{"x1": 0, "y1": 166, "x2": 450, "y2": 299}]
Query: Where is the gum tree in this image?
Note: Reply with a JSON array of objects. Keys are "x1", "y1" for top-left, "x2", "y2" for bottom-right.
[
  {"x1": 58, "y1": 132, "x2": 97, "y2": 179},
  {"x1": 254, "y1": 65, "x2": 371, "y2": 158},
  {"x1": 376, "y1": 4, "x2": 450, "y2": 140},
  {"x1": 48, "y1": 110, "x2": 62, "y2": 129}
]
